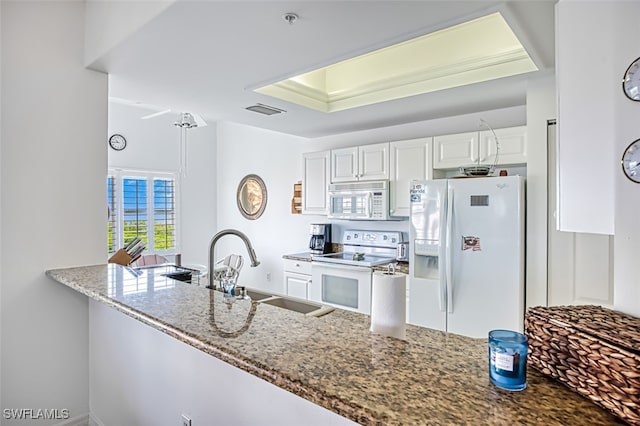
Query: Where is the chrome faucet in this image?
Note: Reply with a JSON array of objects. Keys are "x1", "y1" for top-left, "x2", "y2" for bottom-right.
[{"x1": 207, "y1": 229, "x2": 260, "y2": 289}]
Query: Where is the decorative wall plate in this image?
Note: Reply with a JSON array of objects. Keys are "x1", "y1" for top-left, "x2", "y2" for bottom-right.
[{"x1": 237, "y1": 174, "x2": 267, "y2": 219}]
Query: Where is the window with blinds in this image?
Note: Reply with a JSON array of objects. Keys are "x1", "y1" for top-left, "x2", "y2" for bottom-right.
[
  {"x1": 107, "y1": 175, "x2": 118, "y2": 253},
  {"x1": 107, "y1": 170, "x2": 178, "y2": 255},
  {"x1": 153, "y1": 177, "x2": 175, "y2": 251}
]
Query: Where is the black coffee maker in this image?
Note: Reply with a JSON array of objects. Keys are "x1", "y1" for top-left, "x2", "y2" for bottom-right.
[{"x1": 309, "y1": 223, "x2": 331, "y2": 254}]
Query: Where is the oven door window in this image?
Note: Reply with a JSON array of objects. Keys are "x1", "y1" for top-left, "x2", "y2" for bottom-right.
[{"x1": 321, "y1": 273, "x2": 359, "y2": 309}]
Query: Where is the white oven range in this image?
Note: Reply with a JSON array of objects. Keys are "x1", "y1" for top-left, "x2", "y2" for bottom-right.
[{"x1": 309, "y1": 230, "x2": 403, "y2": 314}]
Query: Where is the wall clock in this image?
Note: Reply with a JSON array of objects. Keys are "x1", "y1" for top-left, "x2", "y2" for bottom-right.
[
  {"x1": 622, "y1": 56, "x2": 640, "y2": 101},
  {"x1": 108, "y1": 134, "x2": 127, "y2": 151},
  {"x1": 621, "y1": 138, "x2": 640, "y2": 183}
]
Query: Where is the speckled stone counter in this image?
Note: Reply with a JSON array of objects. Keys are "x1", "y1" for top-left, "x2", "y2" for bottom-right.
[{"x1": 46, "y1": 264, "x2": 623, "y2": 425}]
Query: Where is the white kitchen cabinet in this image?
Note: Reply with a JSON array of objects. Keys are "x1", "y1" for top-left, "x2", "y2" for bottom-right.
[
  {"x1": 546, "y1": 121, "x2": 613, "y2": 307},
  {"x1": 283, "y1": 259, "x2": 312, "y2": 299},
  {"x1": 389, "y1": 137, "x2": 432, "y2": 217},
  {"x1": 433, "y1": 131, "x2": 478, "y2": 169},
  {"x1": 331, "y1": 142, "x2": 389, "y2": 182},
  {"x1": 480, "y1": 125, "x2": 527, "y2": 166},
  {"x1": 302, "y1": 150, "x2": 330, "y2": 215},
  {"x1": 433, "y1": 126, "x2": 527, "y2": 170},
  {"x1": 555, "y1": 1, "x2": 615, "y2": 234}
]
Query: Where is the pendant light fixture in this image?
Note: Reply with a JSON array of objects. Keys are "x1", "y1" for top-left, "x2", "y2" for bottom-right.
[{"x1": 174, "y1": 112, "x2": 198, "y2": 177}]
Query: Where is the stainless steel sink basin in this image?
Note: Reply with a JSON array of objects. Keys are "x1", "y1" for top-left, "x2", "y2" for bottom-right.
[
  {"x1": 259, "y1": 296, "x2": 334, "y2": 317},
  {"x1": 217, "y1": 286, "x2": 334, "y2": 317},
  {"x1": 243, "y1": 288, "x2": 273, "y2": 302}
]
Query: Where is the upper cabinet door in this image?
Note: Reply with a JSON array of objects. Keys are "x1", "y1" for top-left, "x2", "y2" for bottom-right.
[
  {"x1": 433, "y1": 132, "x2": 478, "y2": 169},
  {"x1": 302, "y1": 150, "x2": 330, "y2": 215},
  {"x1": 331, "y1": 143, "x2": 389, "y2": 182},
  {"x1": 331, "y1": 147, "x2": 358, "y2": 182},
  {"x1": 480, "y1": 126, "x2": 527, "y2": 165},
  {"x1": 358, "y1": 142, "x2": 389, "y2": 181},
  {"x1": 555, "y1": 1, "x2": 615, "y2": 235},
  {"x1": 389, "y1": 137, "x2": 432, "y2": 217}
]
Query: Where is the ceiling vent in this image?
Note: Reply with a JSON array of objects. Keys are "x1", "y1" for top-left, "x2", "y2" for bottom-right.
[{"x1": 245, "y1": 103, "x2": 286, "y2": 116}]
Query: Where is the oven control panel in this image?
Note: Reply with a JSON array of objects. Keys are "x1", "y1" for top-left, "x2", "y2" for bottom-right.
[{"x1": 342, "y1": 230, "x2": 403, "y2": 248}]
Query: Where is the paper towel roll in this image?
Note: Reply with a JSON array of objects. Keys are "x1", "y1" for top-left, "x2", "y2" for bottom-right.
[{"x1": 370, "y1": 271, "x2": 406, "y2": 340}]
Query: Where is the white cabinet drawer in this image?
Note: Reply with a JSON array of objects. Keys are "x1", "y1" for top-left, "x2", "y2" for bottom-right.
[{"x1": 283, "y1": 258, "x2": 312, "y2": 276}]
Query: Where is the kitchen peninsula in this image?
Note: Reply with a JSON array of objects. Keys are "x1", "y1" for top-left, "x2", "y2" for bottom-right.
[{"x1": 46, "y1": 264, "x2": 623, "y2": 425}]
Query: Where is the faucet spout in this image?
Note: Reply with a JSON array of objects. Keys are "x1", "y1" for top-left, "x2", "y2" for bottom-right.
[{"x1": 207, "y1": 229, "x2": 260, "y2": 289}]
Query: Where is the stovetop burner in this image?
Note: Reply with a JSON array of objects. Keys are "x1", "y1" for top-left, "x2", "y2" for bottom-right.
[
  {"x1": 311, "y1": 230, "x2": 403, "y2": 268},
  {"x1": 312, "y1": 252, "x2": 396, "y2": 267}
]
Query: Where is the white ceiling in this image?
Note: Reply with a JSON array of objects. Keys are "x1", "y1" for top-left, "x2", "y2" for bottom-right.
[{"x1": 98, "y1": 1, "x2": 556, "y2": 138}]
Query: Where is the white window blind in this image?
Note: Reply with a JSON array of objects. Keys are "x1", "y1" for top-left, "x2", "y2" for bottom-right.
[
  {"x1": 107, "y1": 170, "x2": 178, "y2": 255},
  {"x1": 107, "y1": 175, "x2": 118, "y2": 253}
]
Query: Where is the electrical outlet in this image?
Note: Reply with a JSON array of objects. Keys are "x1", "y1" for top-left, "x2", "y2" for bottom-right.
[
  {"x1": 181, "y1": 414, "x2": 192, "y2": 426},
  {"x1": 266, "y1": 272, "x2": 272, "y2": 282}
]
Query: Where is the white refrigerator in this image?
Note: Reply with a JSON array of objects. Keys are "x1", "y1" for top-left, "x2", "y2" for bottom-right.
[{"x1": 408, "y1": 176, "x2": 525, "y2": 338}]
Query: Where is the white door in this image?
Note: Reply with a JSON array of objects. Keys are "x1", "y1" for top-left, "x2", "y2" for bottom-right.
[
  {"x1": 446, "y1": 176, "x2": 525, "y2": 338},
  {"x1": 302, "y1": 151, "x2": 330, "y2": 214},
  {"x1": 433, "y1": 131, "x2": 478, "y2": 169},
  {"x1": 480, "y1": 126, "x2": 528, "y2": 165},
  {"x1": 407, "y1": 277, "x2": 447, "y2": 331},
  {"x1": 358, "y1": 143, "x2": 389, "y2": 181},
  {"x1": 331, "y1": 147, "x2": 358, "y2": 182},
  {"x1": 408, "y1": 180, "x2": 447, "y2": 331},
  {"x1": 390, "y1": 138, "x2": 432, "y2": 217},
  {"x1": 285, "y1": 272, "x2": 310, "y2": 299},
  {"x1": 310, "y1": 263, "x2": 372, "y2": 314}
]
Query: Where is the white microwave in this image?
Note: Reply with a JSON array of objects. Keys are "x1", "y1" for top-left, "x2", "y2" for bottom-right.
[{"x1": 327, "y1": 180, "x2": 391, "y2": 220}]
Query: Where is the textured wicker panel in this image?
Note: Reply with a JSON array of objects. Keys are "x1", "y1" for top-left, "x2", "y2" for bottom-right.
[{"x1": 525, "y1": 305, "x2": 640, "y2": 425}]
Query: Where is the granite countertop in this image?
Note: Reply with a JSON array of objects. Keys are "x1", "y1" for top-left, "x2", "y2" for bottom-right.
[{"x1": 46, "y1": 264, "x2": 622, "y2": 425}]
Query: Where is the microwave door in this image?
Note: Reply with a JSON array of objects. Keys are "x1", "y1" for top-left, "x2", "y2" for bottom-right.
[{"x1": 330, "y1": 191, "x2": 369, "y2": 219}]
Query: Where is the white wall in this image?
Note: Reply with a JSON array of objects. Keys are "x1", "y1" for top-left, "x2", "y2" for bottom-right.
[
  {"x1": 84, "y1": 0, "x2": 175, "y2": 68},
  {"x1": 525, "y1": 73, "x2": 555, "y2": 308},
  {"x1": 612, "y1": 1, "x2": 640, "y2": 316},
  {"x1": 0, "y1": 0, "x2": 3, "y2": 413},
  {"x1": 89, "y1": 300, "x2": 356, "y2": 426},
  {"x1": 215, "y1": 107, "x2": 527, "y2": 295},
  {"x1": 311, "y1": 106, "x2": 526, "y2": 148},
  {"x1": 1, "y1": 1, "x2": 107, "y2": 424},
  {"x1": 108, "y1": 102, "x2": 218, "y2": 266},
  {"x1": 553, "y1": 1, "x2": 640, "y2": 317},
  {"x1": 215, "y1": 122, "x2": 312, "y2": 294}
]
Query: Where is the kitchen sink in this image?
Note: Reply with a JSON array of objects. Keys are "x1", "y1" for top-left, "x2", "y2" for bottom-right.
[
  {"x1": 223, "y1": 287, "x2": 334, "y2": 317},
  {"x1": 259, "y1": 296, "x2": 334, "y2": 317},
  {"x1": 242, "y1": 288, "x2": 273, "y2": 302},
  {"x1": 162, "y1": 271, "x2": 193, "y2": 283}
]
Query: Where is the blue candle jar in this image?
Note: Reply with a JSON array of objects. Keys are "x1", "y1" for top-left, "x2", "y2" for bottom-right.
[{"x1": 488, "y1": 329, "x2": 528, "y2": 391}]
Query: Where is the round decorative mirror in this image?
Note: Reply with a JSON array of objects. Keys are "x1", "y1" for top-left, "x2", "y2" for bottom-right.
[{"x1": 236, "y1": 174, "x2": 267, "y2": 220}]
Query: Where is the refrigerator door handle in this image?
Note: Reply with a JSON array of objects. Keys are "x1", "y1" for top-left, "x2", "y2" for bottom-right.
[
  {"x1": 438, "y1": 247, "x2": 447, "y2": 312},
  {"x1": 445, "y1": 186, "x2": 454, "y2": 313}
]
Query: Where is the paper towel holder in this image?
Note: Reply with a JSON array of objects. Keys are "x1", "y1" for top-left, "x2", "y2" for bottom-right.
[{"x1": 384, "y1": 263, "x2": 397, "y2": 275}]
